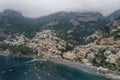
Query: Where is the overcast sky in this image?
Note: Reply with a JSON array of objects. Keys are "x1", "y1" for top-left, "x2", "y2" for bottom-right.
[{"x1": 0, "y1": 0, "x2": 120, "y2": 18}]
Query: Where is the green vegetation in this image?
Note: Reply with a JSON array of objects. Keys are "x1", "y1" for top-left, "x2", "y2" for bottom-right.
[
  {"x1": 58, "y1": 44, "x2": 74, "y2": 53},
  {"x1": 0, "y1": 43, "x2": 37, "y2": 55},
  {"x1": 91, "y1": 48, "x2": 107, "y2": 67},
  {"x1": 0, "y1": 38, "x2": 5, "y2": 41},
  {"x1": 48, "y1": 19, "x2": 109, "y2": 45},
  {"x1": 111, "y1": 29, "x2": 120, "y2": 40},
  {"x1": 111, "y1": 50, "x2": 117, "y2": 54},
  {"x1": 75, "y1": 58, "x2": 83, "y2": 63}
]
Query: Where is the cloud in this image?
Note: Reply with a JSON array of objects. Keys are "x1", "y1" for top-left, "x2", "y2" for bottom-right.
[{"x1": 0, "y1": 0, "x2": 120, "y2": 18}]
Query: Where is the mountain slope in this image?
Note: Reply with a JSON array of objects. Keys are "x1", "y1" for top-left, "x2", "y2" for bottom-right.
[
  {"x1": 110, "y1": 16, "x2": 120, "y2": 40},
  {"x1": 0, "y1": 9, "x2": 42, "y2": 38},
  {"x1": 1, "y1": 9, "x2": 120, "y2": 45},
  {"x1": 36, "y1": 12, "x2": 109, "y2": 45},
  {"x1": 107, "y1": 9, "x2": 120, "y2": 22}
]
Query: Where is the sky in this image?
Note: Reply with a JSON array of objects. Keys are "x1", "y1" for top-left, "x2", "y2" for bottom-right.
[{"x1": 0, "y1": 0, "x2": 120, "y2": 18}]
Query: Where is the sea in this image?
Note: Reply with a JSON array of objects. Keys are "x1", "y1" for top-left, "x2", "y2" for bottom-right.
[{"x1": 0, "y1": 55, "x2": 109, "y2": 80}]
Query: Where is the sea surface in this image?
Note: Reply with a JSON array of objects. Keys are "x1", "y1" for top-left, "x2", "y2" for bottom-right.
[{"x1": 0, "y1": 55, "x2": 109, "y2": 80}]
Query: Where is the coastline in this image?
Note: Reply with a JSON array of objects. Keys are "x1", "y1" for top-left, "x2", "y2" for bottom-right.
[
  {"x1": 0, "y1": 53, "x2": 120, "y2": 80},
  {"x1": 48, "y1": 58, "x2": 105, "y2": 77},
  {"x1": 48, "y1": 58, "x2": 120, "y2": 80},
  {"x1": 0, "y1": 51, "x2": 36, "y2": 58},
  {"x1": 0, "y1": 50, "x2": 12, "y2": 56}
]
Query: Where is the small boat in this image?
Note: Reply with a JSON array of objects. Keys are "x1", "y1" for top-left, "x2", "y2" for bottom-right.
[
  {"x1": 24, "y1": 72, "x2": 28, "y2": 75},
  {"x1": 40, "y1": 59, "x2": 47, "y2": 62},
  {"x1": 1, "y1": 71, "x2": 6, "y2": 74},
  {"x1": 47, "y1": 73, "x2": 50, "y2": 76},
  {"x1": 35, "y1": 73, "x2": 42, "y2": 79},
  {"x1": 34, "y1": 66, "x2": 37, "y2": 69},
  {"x1": 43, "y1": 66, "x2": 46, "y2": 69},
  {"x1": 31, "y1": 59, "x2": 39, "y2": 62},
  {"x1": 9, "y1": 69, "x2": 13, "y2": 72},
  {"x1": 38, "y1": 76, "x2": 42, "y2": 79},
  {"x1": 29, "y1": 70, "x2": 32, "y2": 72}
]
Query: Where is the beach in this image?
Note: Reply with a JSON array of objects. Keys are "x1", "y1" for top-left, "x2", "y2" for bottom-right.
[
  {"x1": 49, "y1": 58, "x2": 101, "y2": 75},
  {"x1": 48, "y1": 57, "x2": 120, "y2": 80}
]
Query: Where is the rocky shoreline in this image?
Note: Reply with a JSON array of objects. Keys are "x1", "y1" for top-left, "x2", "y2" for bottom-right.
[
  {"x1": 0, "y1": 50, "x2": 12, "y2": 56},
  {"x1": 0, "y1": 51, "x2": 35, "y2": 59}
]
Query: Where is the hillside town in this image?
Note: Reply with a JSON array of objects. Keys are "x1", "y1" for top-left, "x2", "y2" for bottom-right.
[
  {"x1": 0, "y1": 28, "x2": 120, "y2": 77},
  {"x1": 1, "y1": 1, "x2": 120, "y2": 80},
  {"x1": 0, "y1": 13, "x2": 120, "y2": 80}
]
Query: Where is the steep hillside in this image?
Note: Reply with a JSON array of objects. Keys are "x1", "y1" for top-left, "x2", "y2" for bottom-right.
[
  {"x1": 37, "y1": 12, "x2": 109, "y2": 45},
  {"x1": 107, "y1": 9, "x2": 120, "y2": 22},
  {"x1": 1, "y1": 9, "x2": 120, "y2": 45},
  {"x1": 0, "y1": 9, "x2": 41, "y2": 39},
  {"x1": 110, "y1": 16, "x2": 120, "y2": 40}
]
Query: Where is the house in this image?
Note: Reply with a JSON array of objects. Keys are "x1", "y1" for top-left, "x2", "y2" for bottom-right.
[
  {"x1": 63, "y1": 51, "x2": 76, "y2": 60},
  {"x1": 97, "y1": 67, "x2": 109, "y2": 74},
  {"x1": 107, "y1": 54, "x2": 117, "y2": 64},
  {"x1": 100, "y1": 38, "x2": 107, "y2": 44},
  {"x1": 87, "y1": 53, "x2": 95, "y2": 61},
  {"x1": 100, "y1": 37, "x2": 115, "y2": 45},
  {"x1": 104, "y1": 50, "x2": 112, "y2": 57}
]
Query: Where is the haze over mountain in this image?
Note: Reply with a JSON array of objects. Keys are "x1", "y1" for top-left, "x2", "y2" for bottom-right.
[{"x1": 0, "y1": 0, "x2": 120, "y2": 18}]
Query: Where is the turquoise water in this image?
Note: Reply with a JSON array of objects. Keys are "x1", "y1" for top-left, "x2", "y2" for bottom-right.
[{"x1": 0, "y1": 56, "x2": 109, "y2": 80}]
